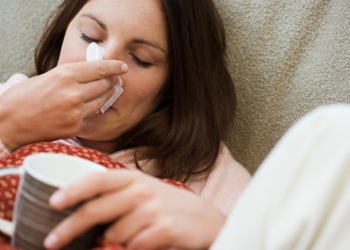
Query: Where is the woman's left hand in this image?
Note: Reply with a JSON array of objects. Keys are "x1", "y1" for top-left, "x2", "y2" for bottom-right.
[{"x1": 44, "y1": 169, "x2": 225, "y2": 250}]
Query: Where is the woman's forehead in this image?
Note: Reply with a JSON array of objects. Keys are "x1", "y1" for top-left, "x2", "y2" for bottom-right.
[
  {"x1": 81, "y1": 0, "x2": 166, "y2": 23},
  {"x1": 78, "y1": 0, "x2": 168, "y2": 48}
]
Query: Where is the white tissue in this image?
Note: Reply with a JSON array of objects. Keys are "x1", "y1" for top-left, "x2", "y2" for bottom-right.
[
  {"x1": 86, "y1": 42, "x2": 105, "y2": 62},
  {"x1": 86, "y1": 42, "x2": 124, "y2": 113}
]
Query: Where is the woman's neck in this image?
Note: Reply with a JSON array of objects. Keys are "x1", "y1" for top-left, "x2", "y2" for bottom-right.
[{"x1": 76, "y1": 137, "x2": 120, "y2": 155}]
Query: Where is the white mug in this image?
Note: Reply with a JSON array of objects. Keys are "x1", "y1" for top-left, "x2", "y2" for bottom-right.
[{"x1": 0, "y1": 153, "x2": 107, "y2": 250}]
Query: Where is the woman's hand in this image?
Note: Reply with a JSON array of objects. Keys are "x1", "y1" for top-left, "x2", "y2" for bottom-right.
[
  {"x1": 44, "y1": 169, "x2": 225, "y2": 250},
  {"x1": 0, "y1": 60, "x2": 127, "y2": 151}
]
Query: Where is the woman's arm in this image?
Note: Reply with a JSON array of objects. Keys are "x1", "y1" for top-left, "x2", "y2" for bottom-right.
[
  {"x1": 0, "y1": 74, "x2": 27, "y2": 156},
  {"x1": 0, "y1": 61, "x2": 127, "y2": 151},
  {"x1": 0, "y1": 73, "x2": 28, "y2": 96}
]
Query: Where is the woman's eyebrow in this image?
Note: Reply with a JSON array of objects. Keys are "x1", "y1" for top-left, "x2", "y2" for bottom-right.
[
  {"x1": 132, "y1": 38, "x2": 167, "y2": 54},
  {"x1": 81, "y1": 14, "x2": 167, "y2": 54},
  {"x1": 81, "y1": 14, "x2": 107, "y2": 31}
]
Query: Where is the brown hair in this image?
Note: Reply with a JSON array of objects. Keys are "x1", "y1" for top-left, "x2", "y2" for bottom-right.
[{"x1": 35, "y1": 0, "x2": 236, "y2": 182}]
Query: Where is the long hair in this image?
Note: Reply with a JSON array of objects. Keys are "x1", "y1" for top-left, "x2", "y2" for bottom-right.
[{"x1": 35, "y1": 0, "x2": 236, "y2": 182}]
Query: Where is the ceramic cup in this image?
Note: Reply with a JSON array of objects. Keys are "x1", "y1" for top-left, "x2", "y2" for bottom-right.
[{"x1": 0, "y1": 153, "x2": 107, "y2": 250}]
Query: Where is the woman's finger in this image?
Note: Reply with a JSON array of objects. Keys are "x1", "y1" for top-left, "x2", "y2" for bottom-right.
[
  {"x1": 82, "y1": 87, "x2": 115, "y2": 117},
  {"x1": 126, "y1": 222, "x2": 175, "y2": 250},
  {"x1": 49, "y1": 170, "x2": 137, "y2": 210},
  {"x1": 104, "y1": 201, "x2": 157, "y2": 245},
  {"x1": 76, "y1": 76, "x2": 117, "y2": 103},
  {"x1": 57, "y1": 60, "x2": 128, "y2": 83},
  {"x1": 45, "y1": 184, "x2": 140, "y2": 249}
]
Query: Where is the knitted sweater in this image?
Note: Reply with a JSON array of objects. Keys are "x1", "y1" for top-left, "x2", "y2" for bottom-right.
[{"x1": 0, "y1": 74, "x2": 251, "y2": 215}]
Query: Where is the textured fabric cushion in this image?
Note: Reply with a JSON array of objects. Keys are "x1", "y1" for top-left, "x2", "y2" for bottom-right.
[
  {"x1": 1, "y1": 0, "x2": 349, "y2": 174},
  {"x1": 215, "y1": 0, "x2": 350, "y2": 173},
  {"x1": 0, "y1": 142, "x2": 190, "y2": 249}
]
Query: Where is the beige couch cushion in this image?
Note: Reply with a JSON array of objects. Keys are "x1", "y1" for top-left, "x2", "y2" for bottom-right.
[
  {"x1": 0, "y1": 0, "x2": 61, "y2": 80},
  {"x1": 215, "y1": 0, "x2": 350, "y2": 173},
  {"x1": 1, "y1": 0, "x2": 349, "y2": 174}
]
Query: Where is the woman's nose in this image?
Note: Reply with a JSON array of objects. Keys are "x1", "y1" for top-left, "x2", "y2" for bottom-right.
[{"x1": 102, "y1": 43, "x2": 123, "y2": 61}]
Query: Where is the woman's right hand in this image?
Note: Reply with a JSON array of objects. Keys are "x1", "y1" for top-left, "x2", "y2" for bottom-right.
[
  {"x1": 0, "y1": 60, "x2": 127, "y2": 151},
  {"x1": 45, "y1": 169, "x2": 225, "y2": 250}
]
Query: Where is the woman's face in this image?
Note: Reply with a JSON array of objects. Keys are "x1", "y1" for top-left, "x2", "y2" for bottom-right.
[{"x1": 57, "y1": 0, "x2": 169, "y2": 150}]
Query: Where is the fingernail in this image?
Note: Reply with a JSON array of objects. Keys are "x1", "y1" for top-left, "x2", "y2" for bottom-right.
[
  {"x1": 44, "y1": 233, "x2": 58, "y2": 248},
  {"x1": 49, "y1": 191, "x2": 66, "y2": 206},
  {"x1": 121, "y1": 63, "x2": 128, "y2": 72}
]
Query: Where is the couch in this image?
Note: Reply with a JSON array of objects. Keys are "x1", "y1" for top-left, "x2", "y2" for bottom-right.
[{"x1": 1, "y1": 0, "x2": 349, "y2": 174}]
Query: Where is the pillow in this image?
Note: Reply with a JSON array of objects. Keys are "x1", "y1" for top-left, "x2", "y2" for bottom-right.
[{"x1": 0, "y1": 142, "x2": 190, "y2": 250}]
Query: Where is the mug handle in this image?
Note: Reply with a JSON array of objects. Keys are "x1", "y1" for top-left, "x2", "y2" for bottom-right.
[{"x1": 0, "y1": 167, "x2": 24, "y2": 236}]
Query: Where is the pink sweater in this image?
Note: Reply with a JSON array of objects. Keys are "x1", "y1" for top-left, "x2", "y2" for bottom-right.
[{"x1": 0, "y1": 74, "x2": 251, "y2": 215}]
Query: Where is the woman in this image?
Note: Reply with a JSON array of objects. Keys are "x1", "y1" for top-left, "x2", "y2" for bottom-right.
[{"x1": 0, "y1": 0, "x2": 251, "y2": 249}]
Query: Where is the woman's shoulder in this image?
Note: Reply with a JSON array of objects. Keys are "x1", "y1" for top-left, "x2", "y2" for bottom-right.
[
  {"x1": 185, "y1": 143, "x2": 252, "y2": 215},
  {"x1": 218, "y1": 143, "x2": 251, "y2": 181}
]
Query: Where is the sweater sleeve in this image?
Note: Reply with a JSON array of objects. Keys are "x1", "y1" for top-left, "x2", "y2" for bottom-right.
[
  {"x1": 0, "y1": 73, "x2": 28, "y2": 96},
  {"x1": 185, "y1": 144, "x2": 252, "y2": 215},
  {"x1": 0, "y1": 140, "x2": 10, "y2": 158},
  {"x1": 0, "y1": 73, "x2": 28, "y2": 157}
]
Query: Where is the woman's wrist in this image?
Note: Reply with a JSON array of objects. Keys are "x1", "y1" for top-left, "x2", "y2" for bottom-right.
[{"x1": 0, "y1": 106, "x2": 17, "y2": 153}]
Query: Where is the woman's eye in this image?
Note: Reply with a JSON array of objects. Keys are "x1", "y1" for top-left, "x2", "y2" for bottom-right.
[
  {"x1": 131, "y1": 55, "x2": 152, "y2": 69},
  {"x1": 80, "y1": 33, "x2": 99, "y2": 43}
]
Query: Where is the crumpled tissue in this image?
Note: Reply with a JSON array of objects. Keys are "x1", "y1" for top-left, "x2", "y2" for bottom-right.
[{"x1": 86, "y1": 42, "x2": 124, "y2": 113}]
